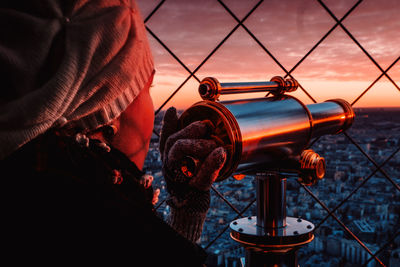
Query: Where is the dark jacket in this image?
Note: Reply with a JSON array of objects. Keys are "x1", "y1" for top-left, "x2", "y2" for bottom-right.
[{"x1": 0, "y1": 132, "x2": 206, "y2": 266}]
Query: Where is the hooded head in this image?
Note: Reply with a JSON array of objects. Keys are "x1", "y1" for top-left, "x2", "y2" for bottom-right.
[{"x1": 0, "y1": 0, "x2": 154, "y2": 160}]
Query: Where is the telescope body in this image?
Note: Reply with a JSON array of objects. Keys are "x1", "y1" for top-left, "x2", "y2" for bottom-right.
[
  {"x1": 179, "y1": 76, "x2": 355, "y2": 265},
  {"x1": 184, "y1": 77, "x2": 356, "y2": 265},
  {"x1": 179, "y1": 96, "x2": 354, "y2": 181}
]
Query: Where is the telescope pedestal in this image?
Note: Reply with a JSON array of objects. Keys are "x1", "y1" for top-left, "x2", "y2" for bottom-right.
[
  {"x1": 230, "y1": 172, "x2": 314, "y2": 267},
  {"x1": 244, "y1": 247, "x2": 299, "y2": 267}
]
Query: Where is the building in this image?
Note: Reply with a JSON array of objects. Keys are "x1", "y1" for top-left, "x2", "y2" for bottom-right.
[
  {"x1": 352, "y1": 220, "x2": 376, "y2": 244},
  {"x1": 390, "y1": 248, "x2": 400, "y2": 267},
  {"x1": 340, "y1": 239, "x2": 378, "y2": 267}
]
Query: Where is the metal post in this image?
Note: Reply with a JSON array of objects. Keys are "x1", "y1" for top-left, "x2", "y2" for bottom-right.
[
  {"x1": 230, "y1": 171, "x2": 315, "y2": 267},
  {"x1": 244, "y1": 249, "x2": 299, "y2": 267},
  {"x1": 256, "y1": 172, "x2": 287, "y2": 230}
]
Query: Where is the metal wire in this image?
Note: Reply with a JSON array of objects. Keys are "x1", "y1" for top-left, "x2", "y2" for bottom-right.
[
  {"x1": 344, "y1": 131, "x2": 400, "y2": 192},
  {"x1": 204, "y1": 198, "x2": 256, "y2": 250},
  {"x1": 211, "y1": 185, "x2": 242, "y2": 215},
  {"x1": 362, "y1": 231, "x2": 400, "y2": 267},
  {"x1": 144, "y1": 0, "x2": 166, "y2": 23},
  {"x1": 144, "y1": 0, "x2": 400, "y2": 265},
  {"x1": 352, "y1": 56, "x2": 400, "y2": 106},
  {"x1": 286, "y1": 0, "x2": 364, "y2": 78},
  {"x1": 315, "y1": 146, "x2": 400, "y2": 230},
  {"x1": 217, "y1": 0, "x2": 317, "y2": 103},
  {"x1": 299, "y1": 181, "x2": 385, "y2": 266},
  {"x1": 152, "y1": 0, "x2": 264, "y2": 115},
  {"x1": 317, "y1": 0, "x2": 400, "y2": 92}
]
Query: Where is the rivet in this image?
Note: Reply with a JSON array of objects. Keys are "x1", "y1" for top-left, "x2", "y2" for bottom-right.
[
  {"x1": 233, "y1": 221, "x2": 238, "y2": 225},
  {"x1": 238, "y1": 228, "x2": 243, "y2": 232},
  {"x1": 307, "y1": 225, "x2": 312, "y2": 229},
  {"x1": 297, "y1": 218, "x2": 302, "y2": 222},
  {"x1": 248, "y1": 217, "x2": 252, "y2": 220},
  {"x1": 294, "y1": 231, "x2": 299, "y2": 235}
]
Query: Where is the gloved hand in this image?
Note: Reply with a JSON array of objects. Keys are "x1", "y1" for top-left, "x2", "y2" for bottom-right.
[{"x1": 159, "y1": 107, "x2": 226, "y2": 242}]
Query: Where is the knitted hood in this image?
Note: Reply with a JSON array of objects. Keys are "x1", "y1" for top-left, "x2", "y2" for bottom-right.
[{"x1": 0, "y1": 0, "x2": 154, "y2": 159}]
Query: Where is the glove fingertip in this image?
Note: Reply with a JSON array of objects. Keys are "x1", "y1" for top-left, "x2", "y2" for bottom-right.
[
  {"x1": 204, "y1": 147, "x2": 227, "y2": 182},
  {"x1": 162, "y1": 107, "x2": 179, "y2": 131},
  {"x1": 189, "y1": 147, "x2": 227, "y2": 191},
  {"x1": 210, "y1": 147, "x2": 227, "y2": 168},
  {"x1": 160, "y1": 107, "x2": 179, "y2": 154},
  {"x1": 165, "y1": 106, "x2": 178, "y2": 120}
]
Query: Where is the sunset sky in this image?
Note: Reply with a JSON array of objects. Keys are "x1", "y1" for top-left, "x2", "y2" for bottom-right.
[{"x1": 136, "y1": 0, "x2": 400, "y2": 110}]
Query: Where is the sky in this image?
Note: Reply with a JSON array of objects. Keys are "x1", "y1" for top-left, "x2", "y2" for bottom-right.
[{"x1": 136, "y1": 0, "x2": 400, "y2": 110}]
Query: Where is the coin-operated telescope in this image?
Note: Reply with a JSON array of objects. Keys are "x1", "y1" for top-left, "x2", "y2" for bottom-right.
[{"x1": 178, "y1": 76, "x2": 355, "y2": 267}]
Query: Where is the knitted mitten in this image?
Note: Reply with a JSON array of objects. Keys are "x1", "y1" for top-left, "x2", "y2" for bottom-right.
[{"x1": 159, "y1": 107, "x2": 226, "y2": 243}]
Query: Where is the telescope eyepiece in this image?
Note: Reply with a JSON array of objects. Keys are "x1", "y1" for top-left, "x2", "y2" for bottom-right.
[
  {"x1": 198, "y1": 77, "x2": 221, "y2": 101},
  {"x1": 198, "y1": 76, "x2": 299, "y2": 101},
  {"x1": 198, "y1": 84, "x2": 209, "y2": 96}
]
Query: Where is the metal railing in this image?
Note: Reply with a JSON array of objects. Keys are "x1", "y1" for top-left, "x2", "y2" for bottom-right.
[{"x1": 141, "y1": 0, "x2": 400, "y2": 266}]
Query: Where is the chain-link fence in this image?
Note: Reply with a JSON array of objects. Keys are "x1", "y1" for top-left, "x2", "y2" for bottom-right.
[{"x1": 138, "y1": 0, "x2": 400, "y2": 266}]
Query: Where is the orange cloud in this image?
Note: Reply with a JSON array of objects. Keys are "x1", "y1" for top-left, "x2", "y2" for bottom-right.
[{"x1": 138, "y1": 0, "x2": 400, "y2": 110}]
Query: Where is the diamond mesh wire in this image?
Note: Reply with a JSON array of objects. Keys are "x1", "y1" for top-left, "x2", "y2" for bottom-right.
[{"x1": 141, "y1": 0, "x2": 400, "y2": 265}]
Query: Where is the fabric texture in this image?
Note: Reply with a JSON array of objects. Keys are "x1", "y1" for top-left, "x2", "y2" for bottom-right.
[
  {"x1": 159, "y1": 107, "x2": 227, "y2": 243},
  {"x1": 0, "y1": 0, "x2": 154, "y2": 160},
  {"x1": 0, "y1": 131, "x2": 207, "y2": 266}
]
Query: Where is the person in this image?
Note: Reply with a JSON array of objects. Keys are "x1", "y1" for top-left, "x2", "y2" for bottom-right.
[{"x1": 0, "y1": 1, "x2": 226, "y2": 266}]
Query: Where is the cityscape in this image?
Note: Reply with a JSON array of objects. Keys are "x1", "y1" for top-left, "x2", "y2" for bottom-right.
[{"x1": 144, "y1": 107, "x2": 400, "y2": 267}]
